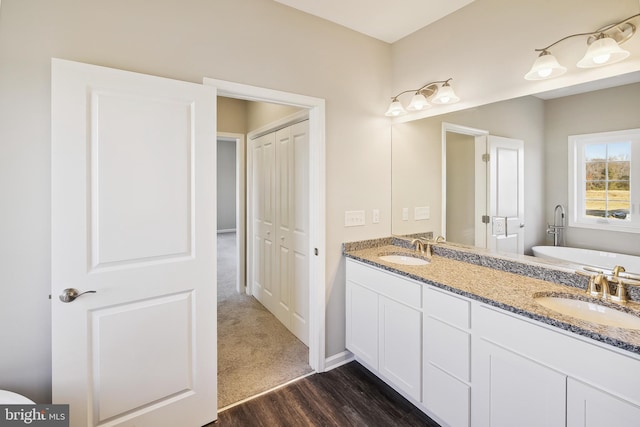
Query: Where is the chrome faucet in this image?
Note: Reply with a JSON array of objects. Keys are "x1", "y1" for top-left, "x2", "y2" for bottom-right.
[{"x1": 547, "y1": 204, "x2": 565, "y2": 247}]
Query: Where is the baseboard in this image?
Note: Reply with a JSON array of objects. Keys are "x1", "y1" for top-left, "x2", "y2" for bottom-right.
[
  {"x1": 323, "y1": 351, "x2": 355, "y2": 372},
  {"x1": 217, "y1": 229, "x2": 236, "y2": 234}
]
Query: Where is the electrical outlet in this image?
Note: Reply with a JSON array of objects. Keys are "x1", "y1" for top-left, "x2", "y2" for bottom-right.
[
  {"x1": 402, "y1": 208, "x2": 409, "y2": 221},
  {"x1": 415, "y1": 206, "x2": 430, "y2": 221},
  {"x1": 372, "y1": 209, "x2": 380, "y2": 224},
  {"x1": 345, "y1": 210, "x2": 365, "y2": 227}
]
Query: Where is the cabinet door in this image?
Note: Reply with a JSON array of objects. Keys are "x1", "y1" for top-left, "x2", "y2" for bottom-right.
[
  {"x1": 345, "y1": 281, "x2": 379, "y2": 368},
  {"x1": 567, "y1": 378, "x2": 640, "y2": 427},
  {"x1": 379, "y1": 295, "x2": 422, "y2": 401},
  {"x1": 474, "y1": 340, "x2": 566, "y2": 427}
]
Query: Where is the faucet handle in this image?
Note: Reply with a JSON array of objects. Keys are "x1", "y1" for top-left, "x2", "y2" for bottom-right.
[
  {"x1": 576, "y1": 269, "x2": 601, "y2": 296},
  {"x1": 611, "y1": 278, "x2": 628, "y2": 304}
]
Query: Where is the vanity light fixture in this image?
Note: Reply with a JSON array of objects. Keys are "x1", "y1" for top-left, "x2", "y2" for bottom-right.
[
  {"x1": 524, "y1": 12, "x2": 639, "y2": 81},
  {"x1": 384, "y1": 78, "x2": 459, "y2": 117}
]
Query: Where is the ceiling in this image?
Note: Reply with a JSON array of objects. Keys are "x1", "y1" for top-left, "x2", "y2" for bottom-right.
[{"x1": 273, "y1": 0, "x2": 476, "y2": 44}]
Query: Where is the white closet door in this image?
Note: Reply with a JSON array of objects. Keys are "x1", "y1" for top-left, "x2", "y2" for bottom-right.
[
  {"x1": 275, "y1": 126, "x2": 293, "y2": 326},
  {"x1": 290, "y1": 120, "x2": 310, "y2": 345},
  {"x1": 251, "y1": 132, "x2": 276, "y2": 313},
  {"x1": 251, "y1": 120, "x2": 309, "y2": 346}
]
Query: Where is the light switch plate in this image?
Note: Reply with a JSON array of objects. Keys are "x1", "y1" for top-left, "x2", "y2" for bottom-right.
[
  {"x1": 402, "y1": 208, "x2": 409, "y2": 221},
  {"x1": 415, "y1": 206, "x2": 430, "y2": 221},
  {"x1": 372, "y1": 209, "x2": 380, "y2": 224},
  {"x1": 345, "y1": 210, "x2": 365, "y2": 227}
]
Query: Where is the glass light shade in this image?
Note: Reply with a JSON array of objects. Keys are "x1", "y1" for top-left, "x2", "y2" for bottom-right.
[
  {"x1": 431, "y1": 83, "x2": 459, "y2": 105},
  {"x1": 577, "y1": 36, "x2": 630, "y2": 68},
  {"x1": 406, "y1": 93, "x2": 431, "y2": 111},
  {"x1": 524, "y1": 51, "x2": 567, "y2": 80},
  {"x1": 385, "y1": 99, "x2": 406, "y2": 117}
]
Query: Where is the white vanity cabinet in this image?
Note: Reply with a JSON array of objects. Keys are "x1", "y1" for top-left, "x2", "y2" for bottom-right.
[
  {"x1": 345, "y1": 256, "x2": 640, "y2": 427},
  {"x1": 472, "y1": 303, "x2": 640, "y2": 427},
  {"x1": 567, "y1": 379, "x2": 640, "y2": 427},
  {"x1": 345, "y1": 259, "x2": 422, "y2": 401},
  {"x1": 423, "y1": 287, "x2": 472, "y2": 427}
]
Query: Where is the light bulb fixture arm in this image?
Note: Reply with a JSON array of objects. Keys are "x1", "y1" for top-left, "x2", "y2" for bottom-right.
[
  {"x1": 533, "y1": 12, "x2": 640, "y2": 52},
  {"x1": 389, "y1": 78, "x2": 452, "y2": 100}
]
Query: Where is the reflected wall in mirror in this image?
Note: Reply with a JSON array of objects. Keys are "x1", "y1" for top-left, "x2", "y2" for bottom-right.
[{"x1": 391, "y1": 74, "x2": 640, "y2": 257}]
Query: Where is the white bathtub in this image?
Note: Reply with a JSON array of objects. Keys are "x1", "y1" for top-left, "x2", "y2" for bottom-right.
[{"x1": 532, "y1": 246, "x2": 640, "y2": 273}]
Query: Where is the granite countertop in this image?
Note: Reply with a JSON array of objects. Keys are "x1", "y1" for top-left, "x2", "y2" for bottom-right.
[{"x1": 344, "y1": 239, "x2": 640, "y2": 355}]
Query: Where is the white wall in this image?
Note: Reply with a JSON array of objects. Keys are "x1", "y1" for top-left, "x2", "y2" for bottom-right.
[
  {"x1": 0, "y1": 0, "x2": 391, "y2": 403},
  {"x1": 545, "y1": 82, "x2": 640, "y2": 256}
]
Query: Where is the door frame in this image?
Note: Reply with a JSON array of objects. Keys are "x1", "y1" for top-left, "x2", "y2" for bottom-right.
[
  {"x1": 205, "y1": 78, "x2": 326, "y2": 373},
  {"x1": 217, "y1": 132, "x2": 246, "y2": 294},
  {"x1": 441, "y1": 122, "x2": 488, "y2": 246}
]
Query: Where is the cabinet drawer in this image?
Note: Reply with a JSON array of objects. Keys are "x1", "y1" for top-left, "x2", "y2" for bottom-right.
[
  {"x1": 346, "y1": 259, "x2": 421, "y2": 308},
  {"x1": 424, "y1": 363, "x2": 470, "y2": 427},
  {"x1": 424, "y1": 286, "x2": 470, "y2": 329},
  {"x1": 424, "y1": 316, "x2": 470, "y2": 381}
]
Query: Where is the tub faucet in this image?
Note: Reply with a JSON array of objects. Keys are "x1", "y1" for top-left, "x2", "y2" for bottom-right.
[{"x1": 547, "y1": 204, "x2": 565, "y2": 246}]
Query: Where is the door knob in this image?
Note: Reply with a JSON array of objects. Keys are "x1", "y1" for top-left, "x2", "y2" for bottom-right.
[{"x1": 59, "y1": 288, "x2": 97, "y2": 303}]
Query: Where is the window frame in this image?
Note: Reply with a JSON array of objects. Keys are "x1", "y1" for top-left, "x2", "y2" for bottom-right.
[{"x1": 568, "y1": 128, "x2": 640, "y2": 234}]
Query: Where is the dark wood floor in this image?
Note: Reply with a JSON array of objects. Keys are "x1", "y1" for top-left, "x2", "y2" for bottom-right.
[{"x1": 210, "y1": 361, "x2": 440, "y2": 427}]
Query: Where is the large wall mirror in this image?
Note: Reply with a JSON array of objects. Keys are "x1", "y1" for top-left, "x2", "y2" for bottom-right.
[{"x1": 391, "y1": 71, "x2": 640, "y2": 257}]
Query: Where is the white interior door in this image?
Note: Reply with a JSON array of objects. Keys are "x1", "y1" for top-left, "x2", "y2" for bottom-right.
[
  {"x1": 251, "y1": 132, "x2": 276, "y2": 310},
  {"x1": 290, "y1": 121, "x2": 310, "y2": 345},
  {"x1": 277, "y1": 121, "x2": 309, "y2": 345},
  {"x1": 51, "y1": 59, "x2": 217, "y2": 427},
  {"x1": 487, "y1": 135, "x2": 525, "y2": 254},
  {"x1": 250, "y1": 120, "x2": 309, "y2": 346}
]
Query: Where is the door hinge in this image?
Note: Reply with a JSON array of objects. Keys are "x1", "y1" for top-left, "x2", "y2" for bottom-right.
[
  {"x1": 314, "y1": 248, "x2": 319, "y2": 256},
  {"x1": 482, "y1": 153, "x2": 490, "y2": 162},
  {"x1": 481, "y1": 215, "x2": 490, "y2": 224}
]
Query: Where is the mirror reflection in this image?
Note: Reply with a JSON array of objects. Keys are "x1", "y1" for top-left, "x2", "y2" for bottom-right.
[{"x1": 391, "y1": 72, "x2": 640, "y2": 259}]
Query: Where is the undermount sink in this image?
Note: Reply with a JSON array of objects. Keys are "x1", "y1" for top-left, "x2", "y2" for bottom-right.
[
  {"x1": 535, "y1": 295, "x2": 640, "y2": 330},
  {"x1": 378, "y1": 254, "x2": 429, "y2": 266}
]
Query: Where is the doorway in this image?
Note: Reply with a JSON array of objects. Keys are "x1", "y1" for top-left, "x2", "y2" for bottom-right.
[
  {"x1": 206, "y1": 77, "x2": 325, "y2": 373},
  {"x1": 441, "y1": 123, "x2": 525, "y2": 253},
  {"x1": 208, "y1": 78, "x2": 326, "y2": 410},
  {"x1": 217, "y1": 133, "x2": 245, "y2": 293},
  {"x1": 442, "y1": 122, "x2": 489, "y2": 248}
]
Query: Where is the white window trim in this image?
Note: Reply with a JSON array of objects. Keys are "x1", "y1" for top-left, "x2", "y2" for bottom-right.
[{"x1": 568, "y1": 128, "x2": 640, "y2": 234}]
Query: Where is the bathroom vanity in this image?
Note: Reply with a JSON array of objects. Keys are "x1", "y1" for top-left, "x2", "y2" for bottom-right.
[{"x1": 344, "y1": 238, "x2": 640, "y2": 427}]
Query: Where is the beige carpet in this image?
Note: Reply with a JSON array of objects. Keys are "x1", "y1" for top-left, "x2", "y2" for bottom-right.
[{"x1": 217, "y1": 232, "x2": 312, "y2": 409}]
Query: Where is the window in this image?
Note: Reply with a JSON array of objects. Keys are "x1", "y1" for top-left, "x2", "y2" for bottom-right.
[{"x1": 568, "y1": 129, "x2": 640, "y2": 233}]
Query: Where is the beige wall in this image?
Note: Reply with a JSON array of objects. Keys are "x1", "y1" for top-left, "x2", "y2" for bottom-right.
[
  {"x1": 391, "y1": 0, "x2": 640, "y2": 120},
  {"x1": 3, "y1": 0, "x2": 640, "y2": 404},
  {"x1": 246, "y1": 101, "x2": 302, "y2": 131},
  {"x1": 545, "y1": 82, "x2": 640, "y2": 256},
  {"x1": 446, "y1": 132, "x2": 475, "y2": 245},
  {"x1": 0, "y1": 0, "x2": 391, "y2": 403},
  {"x1": 218, "y1": 96, "x2": 248, "y2": 134}
]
